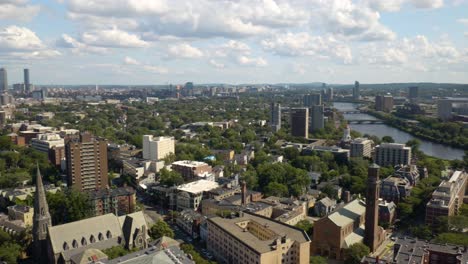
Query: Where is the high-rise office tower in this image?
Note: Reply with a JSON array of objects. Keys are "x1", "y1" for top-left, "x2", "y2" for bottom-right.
[
  {"x1": 310, "y1": 104, "x2": 324, "y2": 132},
  {"x1": 408, "y1": 86, "x2": 418, "y2": 103},
  {"x1": 24, "y1": 69, "x2": 30, "y2": 92},
  {"x1": 353, "y1": 81, "x2": 360, "y2": 100},
  {"x1": 65, "y1": 132, "x2": 108, "y2": 192},
  {"x1": 327, "y1": 87, "x2": 333, "y2": 102},
  {"x1": 270, "y1": 102, "x2": 281, "y2": 132},
  {"x1": 290, "y1": 108, "x2": 309, "y2": 138},
  {"x1": 304, "y1": 93, "x2": 322, "y2": 107},
  {"x1": 0, "y1": 68, "x2": 7, "y2": 92},
  {"x1": 365, "y1": 164, "x2": 382, "y2": 252}
]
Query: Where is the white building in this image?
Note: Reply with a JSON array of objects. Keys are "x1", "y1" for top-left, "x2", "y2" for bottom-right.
[
  {"x1": 374, "y1": 143, "x2": 411, "y2": 167},
  {"x1": 350, "y1": 138, "x2": 373, "y2": 158},
  {"x1": 31, "y1": 133, "x2": 64, "y2": 153},
  {"x1": 176, "y1": 180, "x2": 219, "y2": 211},
  {"x1": 143, "y1": 136, "x2": 175, "y2": 161}
]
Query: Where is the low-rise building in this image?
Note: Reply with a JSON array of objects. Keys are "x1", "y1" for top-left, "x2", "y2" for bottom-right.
[
  {"x1": 172, "y1": 160, "x2": 212, "y2": 180},
  {"x1": 303, "y1": 146, "x2": 350, "y2": 163},
  {"x1": 207, "y1": 211, "x2": 311, "y2": 264},
  {"x1": 380, "y1": 176, "x2": 412, "y2": 204},
  {"x1": 176, "y1": 180, "x2": 220, "y2": 211},
  {"x1": 374, "y1": 143, "x2": 411, "y2": 167},
  {"x1": 378, "y1": 200, "x2": 396, "y2": 225},
  {"x1": 176, "y1": 209, "x2": 205, "y2": 238},
  {"x1": 89, "y1": 187, "x2": 136, "y2": 216},
  {"x1": 7, "y1": 204, "x2": 33, "y2": 226},
  {"x1": 425, "y1": 170, "x2": 467, "y2": 225},
  {"x1": 314, "y1": 197, "x2": 337, "y2": 217}
]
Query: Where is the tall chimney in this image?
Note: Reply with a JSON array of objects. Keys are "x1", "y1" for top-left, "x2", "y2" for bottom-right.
[
  {"x1": 241, "y1": 180, "x2": 247, "y2": 206},
  {"x1": 365, "y1": 164, "x2": 381, "y2": 253}
]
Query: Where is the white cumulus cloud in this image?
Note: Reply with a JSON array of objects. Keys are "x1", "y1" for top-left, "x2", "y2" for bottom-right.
[{"x1": 167, "y1": 43, "x2": 203, "y2": 59}]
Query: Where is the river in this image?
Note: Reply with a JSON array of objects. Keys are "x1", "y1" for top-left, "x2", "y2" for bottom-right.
[{"x1": 333, "y1": 102, "x2": 465, "y2": 160}]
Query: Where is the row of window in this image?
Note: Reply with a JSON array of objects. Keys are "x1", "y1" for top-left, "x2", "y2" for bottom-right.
[{"x1": 62, "y1": 231, "x2": 112, "y2": 250}]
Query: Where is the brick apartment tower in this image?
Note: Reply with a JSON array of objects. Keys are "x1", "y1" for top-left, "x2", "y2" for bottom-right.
[
  {"x1": 65, "y1": 132, "x2": 108, "y2": 192},
  {"x1": 365, "y1": 164, "x2": 381, "y2": 252}
]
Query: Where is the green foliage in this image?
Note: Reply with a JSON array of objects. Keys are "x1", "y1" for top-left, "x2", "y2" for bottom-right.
[
  {"x1": 0, "y1": 229, "x2": 21, "y2": 264},
  {"x1": 102, "y1": 246, "x2": 137, "y2": 260},
  {"x1": 310, "y1": 256, "x2": 328, "y2": 264},
  {"x1": 410, "y1": 225, "x2": 432, "y2": 240},
  {"x1": 149, "y1": 220, "x2": 174, "y2": 240},
  {"x1": 159, "y1": 168, "x2": 184, "y2": 186},
  {"x1": 434, "y1": 233, "x2": 468, "y2": 246},
  {"x1": 257, "y1": 163, "x2": 310, "y2": 197},
  {"x1": 344, "y1": 243, "x2": 370, "y2": 264},
  {"x1": 382, "y1": 136, "x2": 395, "y2": 143},
  {"x1": 47, "y1": 189, "x2": 93, "y2": 225},
  {"x1": 295, "y1": 220, "x2": 314, "y2": 236},
  {"x1": 180, "y1": 244, "x2": 217, "y2": 264}
]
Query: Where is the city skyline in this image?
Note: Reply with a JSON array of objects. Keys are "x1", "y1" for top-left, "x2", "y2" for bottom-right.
[{"x1": 0, "y1": 0, "x2": 468, "y2": 85}]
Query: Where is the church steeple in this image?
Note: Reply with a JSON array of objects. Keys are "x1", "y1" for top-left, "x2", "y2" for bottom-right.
[{"x1": 33, "y1": 165, "x2": 51, "y2": 263}]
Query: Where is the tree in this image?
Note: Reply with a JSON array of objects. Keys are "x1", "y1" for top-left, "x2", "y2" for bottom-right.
[
  {"x1": 102, "y1": 246, "x2": 132, "y2": 260},
  {"x1": 159, "y1": 168, "x2": 184, "y2": 187},
  {"x1": 321, "y1": 184, "x2": 338, "y2": 200},
  {"x1": 264, "y1": 182, "x2": 288, "y2": 197},
  {"x1": 295, "y1": 220, "x2": 313, "y2": 236},
  {"x1": 310, "y1": 256, "x2": 328, "y2": 264},
  {"x1": 344, "y1": 243, "x2": 370, "y2": 264},
  {"x1": 382, "y1": 136, "x2": 394, "y2": 143},
  {"x1": 149, "y1": 220, "x2": 174, "y2": 240}
]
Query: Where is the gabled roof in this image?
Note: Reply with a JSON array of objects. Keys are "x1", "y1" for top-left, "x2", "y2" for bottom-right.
[{"x1": 327, "y1": 199, "x2": 365, "y2": 227}]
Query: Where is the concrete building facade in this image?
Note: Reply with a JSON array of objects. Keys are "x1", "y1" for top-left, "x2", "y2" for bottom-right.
[
  {"x1": 142, "y1": 135, "x2": 175, "y2": 161},
  {"x1": 350, "y1": 138, "x2": 373, "y2": 158},
  {"x1": 374, "y1": 143, "x2": 411, "y2": 167},
  {"x1": 290, "y1": 108, "x2": 309, "y2": 138}
]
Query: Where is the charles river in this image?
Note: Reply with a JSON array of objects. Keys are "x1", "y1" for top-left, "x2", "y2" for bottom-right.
[{"x1": 333, "y1": 102, "x2": 465, "y2": 160}]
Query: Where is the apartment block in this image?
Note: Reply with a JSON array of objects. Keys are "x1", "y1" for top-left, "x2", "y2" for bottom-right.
[
  {"x1": 425, "y1": 171, "x2": 467, "y2": 225},
  {"x1": 142, "y1": 135, "x2": 175, "y2": 161},
  {"x1": 172, "y1": 160, "x2": 212, "y2": 180},
  {"x1": 374, "y1": 143, "x2": 411, "y2": 167},
  {"x1": 65, "y1": 132, "x2": 108, "y2": 192},
  {"x1": 350, "y1": 138, "x2": 373, "y2": 158},
  {"x1": 207, "y1": 211, "x2": 310, "y2": 264},
  {"x1": 89, "y1": 186, "x2": 136, "y2": 216}
]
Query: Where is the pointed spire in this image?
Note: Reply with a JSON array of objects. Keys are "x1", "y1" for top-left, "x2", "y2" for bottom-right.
[{"x1": 33, "y1": 163, "x2": 51, "y2": 222}]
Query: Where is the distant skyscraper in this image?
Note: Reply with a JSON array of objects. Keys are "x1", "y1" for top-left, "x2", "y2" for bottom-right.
[
  {"x1": 310, "y1": 104, "x2": 324, "y2": 132},
  {"x1": 270, "y1": 102, "x2": 281, "y2": 132},
  {"x1": 408, "y1": 86, "x2": 419, "y2": 103},
  {"x1": 437, "y1": 99, "x2": 453, "y2": 121},
  {"x1": 353, "y1": 81, "x2": 360, "y2": 100},
  {"x1": 24, "y1": 69, "x2": 30, "y2": 92},
  {"x1": 304, "y1": 93, "x2": 322, "y2": 107},
  {"x1": 290, "y1": 108, "x2": 309, "y2": 138},
  {"x1": 0, "y1": 68, "x2": 7, "y2": 92},
  {"x1": 327, "y1": 87, "x2": 333, "y2": 102},
  {"x1": 375, "y1": 95, "x2": 394, "y2": 112}
]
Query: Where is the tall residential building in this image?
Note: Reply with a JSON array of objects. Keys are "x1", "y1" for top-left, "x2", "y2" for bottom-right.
[
  {"x1": 408, "y1": 86, "x2": 418, "y2": 102},
  {"x1": 303, "y1": 93, "x2": 322, "y2": 107},
  {"x1": 364, "y1": 164, "x2": 384, "y2": 253},
  {"x1": 425, "y1": 171, "x2": 467, "y2": 225},
  {"x1": 350, "y1": 138, "x2": 373, "y2": 158},
  {"x1": 207, "y1": 211, "x2": 311, "y2": 264},
  {"x1": 374, "y1": 143, "x2": 411, "y2": 167},
  {"x1": 142, "y1": 135, "x2": 175, "y2": 161},
  {"x1": 375, "y1": 95, "x2": 394, "y2": 112},
  {"x1": 353, "y1": 81, "x2": 360, "y2": 100},
  {"x1": 290, "y1": 108, "x2": 309, "y2": 138},
  {"x1": 0, "y1": 68, "x2": 7, "y2": 92},
  {"x1": 327, "y1": 87, "x2": 333, "y2": 102},
  {"x1": 33, "y1": 166, "x2": 52, "y2": 264},
  {"x1": 65, "y1": 132, "x2": 108, "y2": 192},
  {"x1": 270, "y1": 102, "x2": 281, "y2": 132},
  {"x1": 24, "y1": 69, "x2": 30, "y2": 92},
  {"x1": 310, "y1": 104, "x2": 324, "y2": 132},
  {"x1": 437, "y1": 99, "x2": 453, "y2": 121}
]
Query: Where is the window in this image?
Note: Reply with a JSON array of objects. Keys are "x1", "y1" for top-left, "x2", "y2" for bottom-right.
[
  {"x1": 72, "y1": 240, "x2": 78, "y2": 248},
  {"x1": 90, "y1": 235, "x2": 96, "y2": 243},
  {"x1": 81, "y1": 237, "x2": 87, "y2": 246},
  {"x1": 98, "y1": 233, "x2": 104, "y2": 241},
  {"x1": 63, "y1": 242, "x2": 69, "y2": 250},
  {"x1": 106, "y1": 230, "x2": 112, "y2": 239}
]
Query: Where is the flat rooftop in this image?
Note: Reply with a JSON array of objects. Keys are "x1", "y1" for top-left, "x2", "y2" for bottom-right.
[
  {"x1": 177, "y1": 180, "x2": 219, "y2": 194},
  {"x1": 172, "y1": 160, "x2": 209, "y2": 167},
  {"x1": 209, "y1": 211, "x2": 310, "y2": 254}
]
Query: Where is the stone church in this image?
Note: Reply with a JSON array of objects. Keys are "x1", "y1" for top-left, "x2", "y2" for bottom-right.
[{"x1": 33, "y1": 167, "x2": 150, "y2": 264}]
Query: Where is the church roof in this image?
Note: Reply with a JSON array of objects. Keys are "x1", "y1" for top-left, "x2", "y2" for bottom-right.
[
  {"x1": 69, "y1": 248, "x2": 107, "y2": 264},
  {"x1": 327, "y1": 199, "x2": 366, "y2": 227},
  {"x1": 48, "y1": 213, "x2": 123, "y2": 256}
]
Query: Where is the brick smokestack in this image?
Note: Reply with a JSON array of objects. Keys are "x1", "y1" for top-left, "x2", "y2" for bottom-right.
[{"x1": 241, "y1": 180, "x2": 247, "y2": 206}]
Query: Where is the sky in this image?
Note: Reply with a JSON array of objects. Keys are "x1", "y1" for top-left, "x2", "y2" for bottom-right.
[{"x1": 0, "y1": 0, "x2": 467, "y2": 85}]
